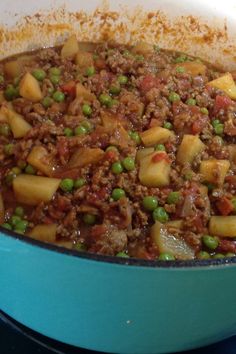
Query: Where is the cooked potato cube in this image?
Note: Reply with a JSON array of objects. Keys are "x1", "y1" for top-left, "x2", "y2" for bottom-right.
[
  {"x1": 19, "y1": 72, "x2": 43, "y2": 102},
  {"x1": 177, "y1": 134, "x2": 205, "y2": 165},
  {"x1": 151, "y1": 221, "x2": 194, "y2": 260},
  {"x1": 200, "y1": 159, "x2": 230, "y2": 185},
  {"x1": 140, "y1": 127, "x2": 174, "y2": 147},
  {"x1": 68, "y1": 148, "x2": 104, "y2": 168},
  {"x1": 27, "y1": 146, "x2": 55, "y2": 176},
  {"x1": 132, "y1": 41, "x2": 153, "y2": 54},
  {"x1": 28, "y1": 224, "x2": 57, "y2": 242},
  {"x1": 209, "y1": 216, "x2": 236, "y2": 237},
  {"x1": 207, "y1": 73, "x2": 236, "y2": 99},
  {"x1": 13, "y1": 174, "x2": 61, "y2": 206},
  {"x1": 75, "y1": 52, "x2": 94, "y2": 70},
  {"x1": 61, "y1": 35, "x2": 79, "y2": 59},
  {"x1": 136, "y1": 148, "x2": 154, "y2": 163},
  {"x1": 7, "y1": 108, "x2": 32, "y2": 138},
  {"x1": 4, "y1": 60, "x2": 22, "y2": 78},
  {"x1": 56, "y1": 240, "x2": 74, "y2": 249},
  {"x1": 175, "y1": 61, "x2": 206, "y2": 76},
  {"x1": 139, "y1": 151, "x2": 171, "y2": 187},
  {"x1": 0, "y1": 192, "x2": 5, "y2": 224},
  {"x1": 76, "y1": 83, "x2": 96, "y2": 102}
]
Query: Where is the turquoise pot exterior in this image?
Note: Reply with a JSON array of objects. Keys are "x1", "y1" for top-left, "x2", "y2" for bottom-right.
[{"x1": 1, "y1": 231, "x2": 236, "y2": 354}]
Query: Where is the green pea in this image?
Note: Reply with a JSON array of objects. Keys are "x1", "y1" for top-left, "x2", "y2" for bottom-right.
[
  {"x1": 47, "y1": 87, "x2": 54, "y2": 95},
  {"x1": 25, "y1": 164, "x2": 36, "y2": 175},
  {"x1": 0, "y1": 123, "x2": 11, "y2": 137},
  {"x1": 109, "y1": 85, "x2": 121, "y2": 95},
  {"x1": 152, "y1": 207, "x2": 169, "y2": 223},
  {"x1": 14, "y1": 220, "x2": 28, "y2": 233},
  {"x1": 81, "y1": 120, "x2": 93, "y2": 132},
  {"x1": 60, "y1": 178, "x2": 74, "y2": 192},
  {"x1": 10, "y1": 215, "x2": 22, "y2": 227},
  {"x1": 85, "y1": 66, "x2": 95, "y2": 77},
  {"x1": 212, "y1": 253, "x2": 225, "y2": 259},
  {"x1": 32, "y1": 69, "x2": 46, "y2": 81},
  {"x1": 158, "y1": 253, "x2": 175, "y2": 261},
  {"x1": 4, "y1": 143, "x2": 14, "y2": 155},
  {"x1": 112, "y1": 188, "x2": 126, "y2": 201},
  {"x1": 186, "y1": 98, "x2": 196, "y2": 106},
  {"x1": 74, "y1": 125, "x2": 87, "y2": 136},
  {"x1": 142, "y1": 196, "x2": 158, "y2": 211},
  {"x1": 99, "y1": 93, "x2": 112, "y2": 107},
  {"x1": 197, "y1": 251, "x2": 210, "y2": 260},
  {"x1": 74, "y1": 178, "x2": 86, "y2": 189},
  {"x1": 116, "y1": 252, "x2": 129, "y2": 258},
  {"x1": 111, "y1": 162, "x2": 124, "y2": 174},
  {"x1": 64, "y1": 127, "x2": 73, "y2": 137},
  {"x1": 14, "y1": 206, "x2": 24, "y2": 218},
  {"x1": 83, "y1": 213, "x2": 96, "y2": 225},
  {"x1": 106, "y1": 146, "x2": 118, "y2": 153},
  {"x1": 53, "y1": 91, "x2": 65, "y2": 102},
  {"x1": 232, "y1": 198, "x2": 236, "y2": 212},
  {"x1": 174, "y1": 54, "x2": 187, "y2": 63},
  {"x1": 4, "y1": 84, "x2": 19, "y2": 101},
  {"x1": 212, "y1": 119, "x2": 220, "y2": 127},
  {"x1": 225, "y1": 252, "x2": 235, "y2": 257},
  {"x1": 49, "y1": 67, "x2": 61, "y2": 76},
  {"x1": 129, "y1": 131, "x2": 141, "y2": 145},
  {"x1": 82, "y1": 104, "x2": 92, "y2": 117},
  {"x1": 176, "y1": 66, "x2": 185, "y2": 73},
  {"x1": 50, "y1": 75, "x2": 61, "y2": 85},
  {"x1": 167, "y1": 191, "x2": 180, "y2": 204},
  {"x1": 11, "y1": 167, "x2": 21, "y2": 175},
  {"x1": 0, "y1": 75, "x2": 4, "y2": 84},
  {"x1": 168, "y1": 92, "x2": 180, "y2": 103},
  {"x1": 214, "y1": 123, "x2": 224, "y2": 135},
  {"x1": 42, "y1": 96, "x2": 53, "y2": 108},
  {"x1": 163, "y1": 122, "x2": 173, "y2": 130},
  {"x1": 200, "y1": 107, "x2": 209, "y2": 115},
  {"x1": 75, "y1": 242, "x2": 87, "y2": 251},
  {"x1": 202, "y1": 235, "x2": 219, "y2": 250},
  {"x1": 1, "y1": 223, "x2": 12, "y2": 230},
  {"x1": 118, "y1": 75, "x2": 128, "y2": 85},
  {"x1": 155, "y1": 144, "x2": 165, "y2": 151},
  {"x1": 122, "y1": 157, "x2": 135, "y2": 171},
  {"x1": 135, "y1": 55, "x2": 144, "y2": 61}
]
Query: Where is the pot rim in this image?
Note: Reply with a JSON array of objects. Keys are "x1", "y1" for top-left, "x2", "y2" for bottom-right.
[{"x1": 1, "y1": 226, "x2": 236, "y2": 268}]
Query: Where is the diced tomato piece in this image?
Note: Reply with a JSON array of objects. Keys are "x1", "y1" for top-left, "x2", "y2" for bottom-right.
[
  {"x1": 214, "y1": 95, "x2": 232, "y2": 113},
  {"x1": 218, "y1": 239, "x2": 236, "y2": 253},
  {"x1": 216, "y1": 197, "x2": 234, "y2": 216},
  {"x1": 151, "y1": 152, "x2": 170, "y2": 163},
  {"x1": 61, "y1": 81, "x2": 76, "y2": 97},
  {"x1": 105, "y1": 150, "x2": 118, "y2": 162},
  {"x1": 139, "y1": 75, "x2": 160, "y2": 94},
  {"x1": 191, "y1": 115, "x2": 208, "y2": 134}
]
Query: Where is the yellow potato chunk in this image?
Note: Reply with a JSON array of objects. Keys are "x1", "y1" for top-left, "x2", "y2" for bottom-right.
[
  {"x1": 175, "y1": 61, "x2": 206, "y2": 76},
  {"x1": 209, "y1": 216, "x2": 236, "y2": 237},
  {"x1": 61, "y1": 35, "x2": 79, "y2": 59},
  {"x1": 140, "y1": 127, "x2": 174, "y2": 147},
  {"x1": 177, "y1": 134, "x2": 205, "y2": 165},
  {"x1": 136, "y1": 148, "x2": 154, "y2": 163},
  {"x1": 139, "y1": 151, "x2": 171, "y2": 187},
  {"x1": 68, "y1": 148, "x2": 104, "y2": 169},
  {"x1": 207, "y1": 73, "x2": 236, "y2": 100},
  {"x1": 7, "y1": 108, "x2": 32, "y2": 138},
  {"x1": 200, "y1": 159, "x2": 230, "y2": 186},
  {"x1": 4, "y1": 60, "x2": 22, "y2": 78},
  {"x1": 27, "y1": 146, "x2": 55, "y2": 177},
  {"x1": 76, "y1": 83, "x2": 96, "y2": 102},
  {"x1": 13, "y1": 174, "x2": 61, "y2": 206},
  {"x1": 151, "y1": 221, "x2": 194, "y2": 260},
  {"x1": 19, "y1": 72, "x2": 43, "y2": 102},
  {"x1": 28, "y1": 224, "x2": 57, "y2": 242},
  {"x1": 132, "y1": 41, "x2": 153, "y2": 54}
]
